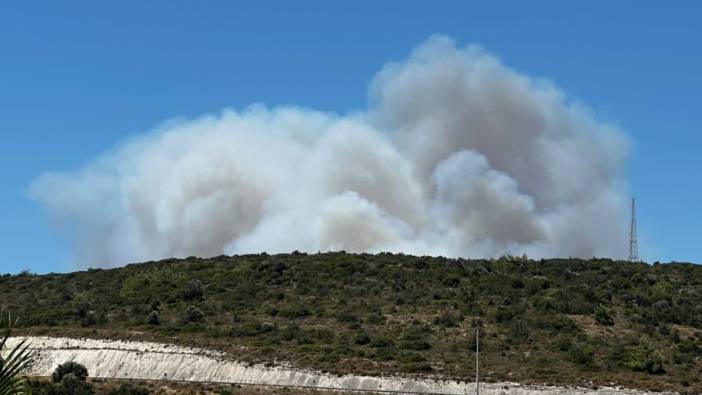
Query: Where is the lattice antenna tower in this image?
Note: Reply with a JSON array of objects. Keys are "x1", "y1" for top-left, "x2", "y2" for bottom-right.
[{"x1": 629, "y1": 197, "x2": 639, "y2": 262}]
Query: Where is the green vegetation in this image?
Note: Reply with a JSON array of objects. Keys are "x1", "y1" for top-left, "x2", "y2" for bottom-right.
[
  {"x1": 28, "y1": 378, "x2": 341, "y2": 395},
  {"x1": 2, "y1": 253, "x2": 702, "y2": 393},
  {"x1": 0, "y1": 311, "x2": 33, "y2": 395},
  {"x1": 52, "y1": 362, "x2": 89, "y2": 383},
  {"x1": 29, "y1": 361, "x2": 95, "y2": 394}
]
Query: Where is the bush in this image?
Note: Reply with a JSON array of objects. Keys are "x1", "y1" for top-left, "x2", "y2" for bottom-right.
[
  {"x1": 60, "y1": 373, "x2": 94, "y2": 395},
  {"x1": 626, "y1": 341, "x2": 665, "y2": 374},
  {"x1": 336, "y1": 311, "x2": 358, "y2": 323},
  {"x1": 353, "y1": 332, "x2": 370, "y2": 345},
  {"x1": 52, "y1": 361, "x2": 89, "y2": 383},
  {"x1": 398, "y1": 339, "x2": 431, "y2": 351},
  {"x1": 506, "y1": 319, "x2": 530, "y2": 343},
  {"x1": 80, "y1": 310, "x2": 98, "y2": 327},
  {"x1": 604, "y1": 344, "x2": 627, "y2": 369},
  {"x1": 569, "y1": 342, "x2": 595, "y2": 367},
  {"x1": 434, "y1": 311, "x2": 462, "y2": 328},
  {"x1": 494, "y1": 306, "x2": 514, "y2": 323},
  {"x1": 551, "y1": 335, "x2": 572, "y2": 352},
  {"x1": 364, "y1": 313, "x2": 386, "y2": 325},
  {"x1": 279, "y1": 304, "x2": 310, "y2": 319},
  {"x1": 369, "y1": 337, "x2": 395, "y2": 348},
  {"x1": 107, "y1": 383, "x2": 150, "y2": 395},
  {"x1": 534, "y1": 314, "x2": 578, "y2": 333},
  {"x1": 185, "y1": 306, "x2": 204, "y2": 322},
  {"x1": 442, "y1": 275, "x2": 460, "y2": 287},
  {"x1": 25, "y1": 378, "x2": 58, "y2": 394},
  {"x1": 401, "y1": 362, "x2": 433, "y2": 373},
  {"x1": 183, "y1": 280, "x2": 204, "y2": 301},
  {"x1": 594, "y1": 304, "x2": 615, "y2": 326},
  {"x1": 147, "y1": 310, "x2": 160, "y2": 325}
]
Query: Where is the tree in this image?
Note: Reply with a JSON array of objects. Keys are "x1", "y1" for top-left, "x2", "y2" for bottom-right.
[
  {"x1": 594, "y1": 304, "x2": 615, "y2": 326},
  {"x1": 0, "y1": 310, "x2": 34, "y2": 395},
  {"x1": 183, "y1": 280, "x2": 204, "y2": 301},
  {"x1": 59, "y1": 373, "x2": 93, "y2": 395},
  {"x1": 52, "y1": 362, "x2": 93, "y2": 395},
  {"x1": 147, "y1": 311, "x2": 160, "y2": 326},
  {"x1": 52, "y1": 362, "x2": 88, "y2": 383},
  {"x1": 626, "y1": 341, "x2": 665, "y2": 374},
  {"x1": 185, "y1": 306, "x2": 204, "y2": 322}
]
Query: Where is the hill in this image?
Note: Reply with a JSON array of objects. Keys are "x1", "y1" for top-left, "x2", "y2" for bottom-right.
[{"x1": 2, "y1": 253, "x2": 701, "y2": 393}]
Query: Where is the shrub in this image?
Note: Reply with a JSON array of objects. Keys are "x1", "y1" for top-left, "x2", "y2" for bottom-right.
[
  {"x1": 511, "y1": 277, "x2": 525, "y2": 289},
  {"x1": 442, "y1": 275, "x2": 460, "y2": 287},
  {"x1": 569, "y1": 342, "x2": 595, "y2": 367},
  {"x1": 551, "y1": 334, "x2": 572, "y2": 352},
  {"x1": 353, "y1": 332, "x2": 370, "y2": 345},
  {"x1": 60, "y1": 373, "x2": 94, "y2": 395},
  {"x1": 399, "y1": 339, "x2": 431, "y2": 351},
  {"x1": 401, "y1": 362, "x2": 433, "y2": 373},
  {"x1": 279, "y1": 304, "x2": 310, "y2": 319},
  {"x1": 534, "y1": 314, "x2": 578, "y2": 333},
  {"x1": 626, "y1": 341, "x2": 665, "y2": 374},
  {"x1": 369, "y1": 336, "x2": 395, "y2": 348},
  {"x1": 336, "y1": 311, "x2": 358, "y2": 323},
  {"x1": 434, "y1": 311, "x2": 462, "y2": 328},
  {"x1": 594, "y1": 304, "x2": 615, "y2": 326},
  {"x1": 183, "y1": 280, "x2": 205, "y2": 301},
  {"x1": 494, "y1": 306, "x2": 514, "y2": 323},
  {"x1": 364, "y1": 313, "x2": 386, "y2": 325},
  {"x1": 185, "y1": 306, "x2": 204, "y2": 322},
  {"x1": 73, "y1": 294, "x2": 98, "y2": 327},
  {"x1": 80, "y1": 310, "x2": 98, "y2": 327},
  {"x1": 52, "y1": 361, "x2": 89, "y2": 383},
  {"x1": 604, "y1": 343, "x2": 627, "y2": 369},
  {"x1": 506, "y1": 319, "x2": 530, "y2": 343},
  {"x1": 147, "y1": 310, "x2": 160, "y2": 325},
  {"x1": 107, "y1": 383, "x2": 150, "y2": 395}
]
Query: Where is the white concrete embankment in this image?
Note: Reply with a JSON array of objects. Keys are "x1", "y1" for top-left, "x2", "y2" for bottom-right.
[{"x1": 8, "y1": 337, "x2": 674, "y2": 395}]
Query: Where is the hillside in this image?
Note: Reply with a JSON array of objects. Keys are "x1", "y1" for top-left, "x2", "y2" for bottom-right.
[{"x1": 2, "y1": 253, "x2": 701, "y2": 393}]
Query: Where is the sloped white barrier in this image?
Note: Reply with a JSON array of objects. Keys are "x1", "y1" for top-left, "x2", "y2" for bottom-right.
[{"x1": 8, "y1": 337, "x2": 674, "y2": 395}]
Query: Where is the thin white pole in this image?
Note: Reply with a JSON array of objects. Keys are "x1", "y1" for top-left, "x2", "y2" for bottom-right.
[{"x1": 476, "y1": 327, "x2": 480, "y2": 395}]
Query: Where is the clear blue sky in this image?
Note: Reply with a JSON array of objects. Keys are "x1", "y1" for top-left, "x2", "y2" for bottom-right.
[{"x1": 1, "y1": 1, "x2": 700, "y2": 274}]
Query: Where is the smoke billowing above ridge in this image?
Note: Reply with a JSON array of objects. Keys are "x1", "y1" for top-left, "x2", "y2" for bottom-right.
[{"x1": 30, "y1": 36, "x2": 630, "y2": 268}]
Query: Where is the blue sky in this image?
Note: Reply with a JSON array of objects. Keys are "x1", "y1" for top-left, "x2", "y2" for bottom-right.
[{"x1": 1, "y1": 1, "x2": 700, "y2": 274}]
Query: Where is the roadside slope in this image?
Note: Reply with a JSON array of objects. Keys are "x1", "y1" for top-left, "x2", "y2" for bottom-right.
[{"x1": 11, "y1": 336, "x2": 675, "y2": 395}]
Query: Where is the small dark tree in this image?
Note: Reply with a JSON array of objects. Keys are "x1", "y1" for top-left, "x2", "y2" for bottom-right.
[
  {"x1": 594, "y1": 304, "x2": 615, "y2": 326},
  {"x1": 434, "y1": 310, "x2": 462, "y2": 328},
  {"x1": 147, "y1": 310, "x2": 160, "y2": 325},
  {"x1": 60, "y1": 373, "x2": 94, "y2": 395},
  {"x1": 494, "y1": 306, "x2": 514, "y2": 323},
  {"x1": 353, "y1": 331, "x2": 371, "y2": 345},
  {"x1": 52, "y1": 361, "x2": 89, "y2": 383},
  {"x1": 183, "y1": 280, "x2": 204, "y2": 301},
  {"x1": 185, "y1": 306, "x2": 204, "y2": 322}
]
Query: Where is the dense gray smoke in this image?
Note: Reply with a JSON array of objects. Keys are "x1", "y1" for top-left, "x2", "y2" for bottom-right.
[{"x1": 30, "y1": 36, "x2": 630, "y2": 268}]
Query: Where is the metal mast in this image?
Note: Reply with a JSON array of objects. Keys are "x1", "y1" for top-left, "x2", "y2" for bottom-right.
[
  {"x1": 475, "y1": 327, "x2": 480, "y2": 395},
  {"x1": 629, "y1": 198, "x2": 639, "y2": 262}
]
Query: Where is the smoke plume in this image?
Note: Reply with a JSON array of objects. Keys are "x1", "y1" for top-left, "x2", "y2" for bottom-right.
[{"x1": 30, "y1": 36, "x2": 630, "y2": 268}]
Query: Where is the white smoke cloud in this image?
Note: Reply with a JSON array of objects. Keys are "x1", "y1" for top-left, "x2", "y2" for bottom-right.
[{"x1": 29, "y1": 35, "x2": 630, "y2": 268}]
